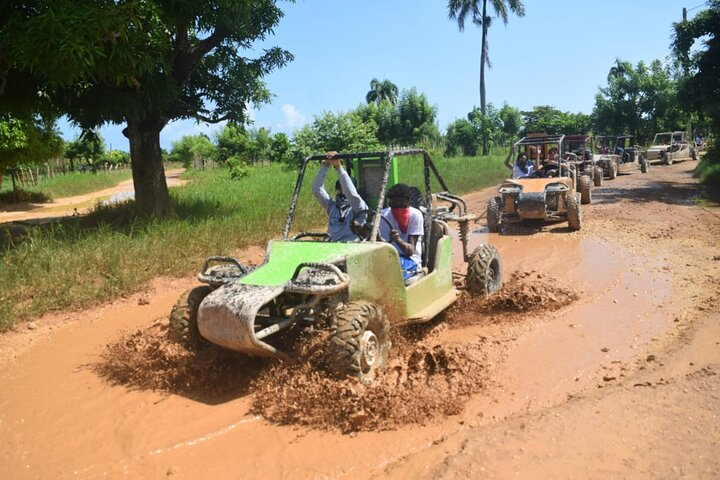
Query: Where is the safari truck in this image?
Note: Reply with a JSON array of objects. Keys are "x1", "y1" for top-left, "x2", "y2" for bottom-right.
[
  {"x1": 170, "y1": 149, "x2": 502, "y2": 382},
  {"x1": 646, "y1": 131, "x2": 697, "y2": 165},
  {"x1": 486, "y1": 134, "x2": 584, "y2": 232}
]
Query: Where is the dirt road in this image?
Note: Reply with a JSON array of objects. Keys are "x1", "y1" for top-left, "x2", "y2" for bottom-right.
[
  {"x1": 1, "y1": 161, "x2": 718, "y2": 479},
  {"x1": 0, "y1": 168, "x2": 186, "y2": 225}
]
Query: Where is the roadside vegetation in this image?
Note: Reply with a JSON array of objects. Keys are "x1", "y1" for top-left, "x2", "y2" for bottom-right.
[{"x1": 0, "y1": 154, "x2": 506, "y2": 331}]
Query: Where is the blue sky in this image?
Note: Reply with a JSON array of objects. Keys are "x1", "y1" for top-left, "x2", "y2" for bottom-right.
[{"x1": 60, "y1": 0, "x2": 701, "y2": 151}]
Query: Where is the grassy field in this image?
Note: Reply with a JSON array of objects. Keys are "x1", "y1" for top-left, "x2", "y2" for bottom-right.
[
  {"x1": 0, "y1": 169, "x2": 133, "y2": 199},
  {"x1": 0, "y1": 154, "x2": 507, "y2": 331}
]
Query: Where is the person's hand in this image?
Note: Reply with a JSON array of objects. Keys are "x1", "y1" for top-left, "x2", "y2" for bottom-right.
[{"x1": 390, "y1": 229, "x2": 400, "y2": 243}]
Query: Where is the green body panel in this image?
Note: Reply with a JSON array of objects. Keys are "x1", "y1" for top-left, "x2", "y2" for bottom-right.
[
  {"x1": 345, "y1": 243, "x2": 407, "y2": 320},
  {"x1": 404, "y1": 236, "x2": 456, "y2": 321},
  {"x1": 239, "y1": 235, "x2": 456, "y2": 325},
  {"x1": 240, "y1": 241, "x2": 380, "y2": 286}
]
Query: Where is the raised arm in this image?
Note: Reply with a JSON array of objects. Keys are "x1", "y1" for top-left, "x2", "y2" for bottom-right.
[{"x1": 311, "y1": 164, "x2": 333, "y2": 213}]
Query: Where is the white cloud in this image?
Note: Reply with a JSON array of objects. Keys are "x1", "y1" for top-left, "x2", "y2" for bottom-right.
[{"x1": 279, "y1": 104, "x2": 307, "y2": 130}]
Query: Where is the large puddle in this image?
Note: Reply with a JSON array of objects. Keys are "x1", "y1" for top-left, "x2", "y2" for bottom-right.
[{"x1": 0, "y1": 228, "x2": 676, "y2": 479}]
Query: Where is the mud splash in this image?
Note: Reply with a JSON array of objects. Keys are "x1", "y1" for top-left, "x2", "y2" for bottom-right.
[
  {"x1": 251, "y1": 325, "x2": 490, "y2": 433},
  {"x1": 94, "y1": 270, "x2": 575, "y2": 433},
  {"x1": 445, "y1": 269, "x2": 578, "y2": 328},
  {"x1": 93, "y1": 320, "x2": 266, "y2": 402}
]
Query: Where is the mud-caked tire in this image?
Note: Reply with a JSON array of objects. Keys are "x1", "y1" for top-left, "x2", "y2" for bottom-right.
[
  {"x1": 608, "y1": 160, "x2": 618, "y2": 179},
  {"x1": 662, "y1": 151, "x2": 672, "y2": 165},
  {"x1": 329, "y1": 302, "x2": 390, "y2": 382},
  {"x1": 465, "y1": 244, "x2": 502, "y2": 296},
  {"x1": 567, "y1": 192, "x2": 582, "y2": 231},
  {"x1": 691, "y1": 147, "x2": 697, "y2": 161},
  {"x1": 593, "y1": 167, "x2": 603, "y2": 186},
  {"x1": 578, "y1": 175, "x2": 592, "y2": 205},
  {"x1": 486, "y1": 196, "x2": 502, "y2": 233},
  {"x1": 640, "y1": 157, "x2": 649, "y2": 173},
  {"x1": 169, "y1": 285, "x2": 212, "y2": 344}
]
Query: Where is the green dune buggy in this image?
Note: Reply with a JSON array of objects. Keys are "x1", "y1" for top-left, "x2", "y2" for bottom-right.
[{"x1": 170, "y1": 149, "x2": 502, "y2": 382}]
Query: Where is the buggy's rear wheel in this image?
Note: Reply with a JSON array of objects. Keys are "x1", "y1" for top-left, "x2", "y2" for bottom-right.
[
  {"x1": 486, "y1": 196, "x2": 502, "y2": 233},
  {"x1": 640, "y1": 157, "x2": 649, "y2": 173},
  {"x1": 593, "y1": 167, "x2": 603, "y2": 186},
  {"x1": 567, "y1": 193, "x2": 582, "y2": 231},
  {"x1": 169, "y1": 286, "x2": 212, "y2": 344},
  {"x1": 330, "y1": 302, "x2": 390, "y2": 382},
  {"x1": 578, "y1": 175, "x2": 592, "y2": 204},
  {"x1": 465, "y1": 244, "x2": 502, "y2": 296}
]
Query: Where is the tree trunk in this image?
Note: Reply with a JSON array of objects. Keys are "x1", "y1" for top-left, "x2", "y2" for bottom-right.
[
  {"x1": 125, "y1": 116, "x2": 172, "y2": 218},
  {"x1": 480, "y1": 0, "x2": 489, "y2": 156}
]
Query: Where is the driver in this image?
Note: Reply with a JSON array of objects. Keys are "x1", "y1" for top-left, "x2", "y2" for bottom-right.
[
  {"x1": 379, "y1": 183, "x2": 423, "y2": 281},
  {"x1": 312, "y1": 151, "x2": 368, "y2": 241},
  {"x1": 537, "y1": 147, "x2": 561, "y2": 177}
]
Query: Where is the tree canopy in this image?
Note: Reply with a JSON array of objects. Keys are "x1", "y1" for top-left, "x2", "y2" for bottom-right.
[{"x1": 0, "y1": 0, "x2": 293, "y2": 217}]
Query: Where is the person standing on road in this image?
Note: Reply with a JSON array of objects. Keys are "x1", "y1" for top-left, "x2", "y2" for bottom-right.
[{"x1": 312, "y1": 151, "x2": 368, "y2": 242}]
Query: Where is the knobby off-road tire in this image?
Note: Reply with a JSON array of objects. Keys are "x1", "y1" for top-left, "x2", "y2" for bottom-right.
[
  {"x1": 578, "y1": 175, "x2": 592, "y2": 205},
  {"x1": 465, "y1": 244, "x2": 502, "y2": 296},
  {"x1": 640, "y1": 157, "x2": 649, "y2": 174},
  {"x1": 608, "y1": 160, "x2": 618, "y2": 179},
  {"x1": 593, "y1": 167, "x2": 603, "y2": 186},
  {"x1": 691, "y1": 147, "x2": 697, "y2": 161},
  {"x1": 169, "y1": 285, "x2": 212, "y2": 344},
  {"x1": 567, "y1": 192, "x2": 582, "y2": 231},
  {"x1": 486, "y1": 196, "x2": 502, "y2": 233},
  {"x1": 330, "y1": 301, "x2": 390, "y2": 382},
  {"x1": 662, "y1": 151, "x2": 673, "y2": 165}
]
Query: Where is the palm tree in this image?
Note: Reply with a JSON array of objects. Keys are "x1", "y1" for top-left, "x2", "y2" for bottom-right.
[
  {"x1": 448, "y1": 0, "x2": 525, "y2": 154},
  {"x1": 366, "y1": 78, "x2": 399, "y2": 106}
]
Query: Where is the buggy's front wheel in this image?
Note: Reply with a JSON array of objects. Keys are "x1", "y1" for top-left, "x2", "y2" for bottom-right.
[
  {"x1": 329, "y1": 302, "x2": 390, "y2": 382},
  {"x1": 169, "y1": 286, "x2": 212, "y2": 344}
]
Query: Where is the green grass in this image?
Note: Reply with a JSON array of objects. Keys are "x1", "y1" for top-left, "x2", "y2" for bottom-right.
[
  {"x1": 0, "y1": 154, "x2": 507, "y2": 331},
  {"x1": 1, "y1": 169, "x2": 133, "y2": 199}
]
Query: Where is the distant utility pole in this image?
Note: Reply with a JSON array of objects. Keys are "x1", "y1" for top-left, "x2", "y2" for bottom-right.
[{"x1": 683, "y1": 7, "x2": 688, "y2": 20}]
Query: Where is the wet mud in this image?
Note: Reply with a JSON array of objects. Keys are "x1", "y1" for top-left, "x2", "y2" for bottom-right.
[
  {"x1": 1, "y1": 161, "x2": 719, "y2": 479},
  {"x1": 93, "y1": 270, "x2": 578, "y2": 434}
]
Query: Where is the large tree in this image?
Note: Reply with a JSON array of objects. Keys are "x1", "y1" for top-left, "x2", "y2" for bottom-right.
[
  {"x1": 0, "y1": 1, "x2": 292, "y2": 217},
  {"x1": 448, "y1": 0, "x2": 525, "y2": 155},
  {"x1": 673, "y1": 1, "x2": 720, "y2": 141},
  {"x1": 593, "y1": 59, "x2": 680, "y2": 142}
]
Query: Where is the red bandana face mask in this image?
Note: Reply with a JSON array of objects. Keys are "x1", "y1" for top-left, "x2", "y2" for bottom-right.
[{"x1": 391, "y1": 207, "x2": 410, "y2": 233}]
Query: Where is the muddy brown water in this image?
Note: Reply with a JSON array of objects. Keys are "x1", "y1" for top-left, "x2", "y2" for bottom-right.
[{"x1": 1, "y1": 162, "x2": 717, "y2": 479}]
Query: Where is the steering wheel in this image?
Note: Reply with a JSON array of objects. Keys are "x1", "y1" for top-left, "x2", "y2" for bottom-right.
[
  {"x1": 350, "y1": 209, "x2": 393, "y2": 242},
  {"x1": 292, "y1": 232, "x2": 330, "y2": 242}
]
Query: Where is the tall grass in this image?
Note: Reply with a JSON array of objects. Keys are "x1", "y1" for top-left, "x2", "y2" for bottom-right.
[
  {"x1": 0, "y1": 154, "x2": 506, "y2": 331},
  {"x1": 1, "y1": 169, "x2": 133, "y2": 199}
]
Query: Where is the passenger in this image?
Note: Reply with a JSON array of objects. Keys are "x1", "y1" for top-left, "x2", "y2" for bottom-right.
[
  {"x1": 379, "y1": 183, "x2": 424, "y2": 281},
  {"x1": 312, "y1": 151, "x2": 368, "y2": 241},
  {"x1": 537, "y1": 147, "x2": 560, "y2": 177},
  {"x1": 504, "y1": 150, "x2": 536, "y2": 178}
]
